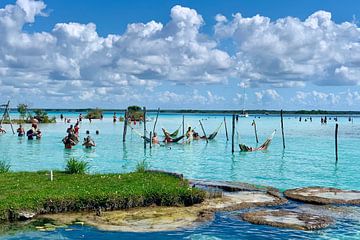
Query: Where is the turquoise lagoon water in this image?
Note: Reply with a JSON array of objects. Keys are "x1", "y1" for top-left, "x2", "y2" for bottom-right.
[{"x1": 1, "y1": 112, "x2": 360, "y2": 239}]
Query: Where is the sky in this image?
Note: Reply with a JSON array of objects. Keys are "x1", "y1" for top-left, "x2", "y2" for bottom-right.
[{"x1": 1, "y1": 0, "x2": 360, "y2": 110}]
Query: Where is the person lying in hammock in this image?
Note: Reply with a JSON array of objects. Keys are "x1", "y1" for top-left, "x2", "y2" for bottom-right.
[
  {"x1": 193, "y1": 131, "x2": 206, "y2": 140},
  {"x1": 239, "y1": 130, "x2": 276, "y2": 152},
  {"x1": 163, "y1": 129, "x2": 184, "y2": 143}
]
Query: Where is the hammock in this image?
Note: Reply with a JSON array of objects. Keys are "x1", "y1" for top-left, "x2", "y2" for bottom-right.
[
  {"x1": 128, "y1": 125, "x2": 151, "y2": 143},
  {"x1": 239, "y1": 130, "x2": 276, "y2": 152},
  {"x1": 162, "y1": 125, "x2": 181, "y2": 137},
  {"x1": 207, "y1": 122, "x2": 223, "y2": 140}
]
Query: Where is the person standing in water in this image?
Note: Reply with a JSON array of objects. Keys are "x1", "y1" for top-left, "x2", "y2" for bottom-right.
[
  {"x1": 83, "y1": 135, "x2": 96, "y2": 148},
  {"x1": 17, "y1": 124, "x2": 25, "y2": 137},
  {"x1": 113, "y1": 112, "x2": 117, "y2": 123}
]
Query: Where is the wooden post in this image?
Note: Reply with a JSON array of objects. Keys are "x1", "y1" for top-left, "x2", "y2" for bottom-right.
[
  {"x1": 50, "y1": 170, "x2": 53, "y2": 181},
  {"x1": 182, "y1": 115, "x2": 185, "y2": 137},
  {"x1": 280, "y1": 110, "x2": 285, "y2": 149},
  {"x1": 1, "y1": 101, "x2": 15, "y2": 134},
  {"x1": 149, "y1": 131, "x2": 152, "y2": 149},
  {"x1": 335, "y1": 123, "x2": 339, "y2": 163},
  {"x1": 231, "y1": 114, "x2": 235, "y2": 153},
  {"x1": 252, "y1": 120, "x2": 259, "y2": 143},
  {"x1": 224, "y1": 116, "x2": 229, "y2": 141},
  {"x1": 143, "y1": 107, "x2": 147, "y2": 149},
  {"x1": 199, "y1": 120, "x2": 208, "y2": 143},
  {"x1": 153, "y1": 108, "x2": 160, "y2": 134},
  {"x1": 122, "y1": 110, "x2": 128, "y2": 142}
]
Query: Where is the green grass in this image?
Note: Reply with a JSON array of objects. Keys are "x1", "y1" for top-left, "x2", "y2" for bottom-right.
[{"x1": 0, "y1": 171, "x2": 205, "y2": 222}]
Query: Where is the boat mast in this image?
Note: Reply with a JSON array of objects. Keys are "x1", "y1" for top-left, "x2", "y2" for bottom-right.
[{"x1": 242, "y1": 82, "x2": 246, "y2": 114}]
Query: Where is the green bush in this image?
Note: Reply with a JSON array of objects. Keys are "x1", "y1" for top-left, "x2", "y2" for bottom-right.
[
  {"x1": 127, "y1": 105, "x2": 144, "y2": 121},
  {"x1": 31, "y1": 109, "x2": 56, "y2": 123},
  {"x1": 85, "y1": 108, "x2": 103, "y2": 119},
  {"x1": 17, "y1": 104, "x2": 28, "y2": 120},
  {"x1": 127, "y1": 105, "x2": 142, "y2": 112},
  {"x1": 0, "y1": 161, "x2": 10, "y2": 173},
  {"x1": 65, "y1": 158, "x2": 89, "y2": 174},
  {"x1": 135, "y1": 160, "x2": 148, "y2": 173}
]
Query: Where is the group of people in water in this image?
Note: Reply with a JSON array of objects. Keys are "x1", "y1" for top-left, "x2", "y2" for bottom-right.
[
  {"x1": 62, "y1": 118, "x2": 98, "y2": 149},
  {"x1": 0, "y1": 121, "x2": 41, "y2": 140}
]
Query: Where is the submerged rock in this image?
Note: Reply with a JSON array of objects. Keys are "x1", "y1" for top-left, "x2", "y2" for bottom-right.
[
  {"x1": 241, "y1": 210, "x2": 333, "y2": 230},
  {"x1": 284, "y1": 187, "x2": 360, "y2": 205},
  {"x1": 39, "y1": 206, "x2": 213, "y2": 232}
]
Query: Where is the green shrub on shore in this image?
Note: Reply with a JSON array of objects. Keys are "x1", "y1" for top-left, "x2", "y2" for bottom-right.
[
  {"x1": 65, "y1": 158, "x2": 89, "y2": 174},
  {"x1": 0, "y1": 161, "x2": 10, "y2": 173},
  {"x1": 0, "y1": 171, "x2": 205, "y2": 222}
]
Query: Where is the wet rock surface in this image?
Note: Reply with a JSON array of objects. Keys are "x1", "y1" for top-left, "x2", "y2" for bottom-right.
[
  {"x1": 202, "y1": 191, "x2": 287, "y2": 211},
  {"x1": 284, "y1": 187, "x2": 360, "y2": 205},
  {"x1": 241, "y1": 210, "x2": 333, "y2": 230}
]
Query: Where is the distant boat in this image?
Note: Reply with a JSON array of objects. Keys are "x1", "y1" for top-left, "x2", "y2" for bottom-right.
[
  {"x1": 240, "y1": 112, "x2": 249, "y2": 118},
  {"x1": 240, "y1": 82, "x2": 249, "y2": 118}
]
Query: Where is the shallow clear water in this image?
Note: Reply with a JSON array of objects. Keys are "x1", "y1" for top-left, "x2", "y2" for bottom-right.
[{"x1": 0, "y1": 112, "x2": 359, "y2": 239}]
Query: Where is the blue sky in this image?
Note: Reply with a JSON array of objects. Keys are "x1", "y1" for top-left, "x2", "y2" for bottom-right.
[{"x1": 1, "y1": 0, "x2": 360, "y2": 110}]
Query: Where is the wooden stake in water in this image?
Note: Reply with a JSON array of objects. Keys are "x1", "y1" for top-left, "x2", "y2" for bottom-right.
[
  {"x1": 335, "y1": 123, "x2": 339, "y2": 163},
  {"x1": 143, "y1": 107, "x2": 147, "y2": 149},
  {"x1": 280, "y1": 110, "x2": 285, "y2": 149},
  {"x1": 153, "y1": 108, "x2": 160, "y2": 134},
  {"x1": 122, "y1": 110, "x2": 128, "y2": 142},
  {"x1": 149, "y1": 131, "x2": 152, "y2": 149},
  {"x1": 231, "y1": 114, "x2": 235, "y2": 153},
  {"x1": 199, "y1": 120, "x2": 208, "y2": 143},
  {"x1": 182, "y1": 115, "x2": 185, "y2": 137},
  {"x1": 224, "y1": 116, "x2": 229, "y2": 141},
  {"x1": 50, "y1": 170, "x2": 53, "y2": 181},
  {"x1": 252, "y1": 120, "x2": 259, "y2": 143}
]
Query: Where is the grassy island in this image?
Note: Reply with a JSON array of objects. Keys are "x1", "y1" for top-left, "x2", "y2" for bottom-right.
[{"x1": 0, "y1": 171, "x2": 205, "y2": 223}]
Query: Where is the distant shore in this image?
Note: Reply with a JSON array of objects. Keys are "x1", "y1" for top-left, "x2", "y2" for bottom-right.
[{"x1": 7, "y1": 109, "x2": 360, "y2": 115}]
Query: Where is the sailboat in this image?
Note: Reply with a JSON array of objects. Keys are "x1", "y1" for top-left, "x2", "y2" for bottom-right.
[{"x1": 240, "y1": 82, "x2": 249, "y2": 118}]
